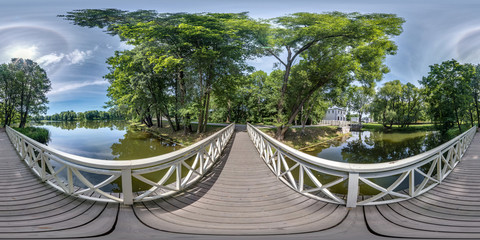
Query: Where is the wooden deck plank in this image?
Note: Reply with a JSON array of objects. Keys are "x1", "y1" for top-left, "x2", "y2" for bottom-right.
[
  {"x1": 365, "y1": 131, "x2": 480, "y2": 238},
  {"x1": 2, "y1": 127, "x2": 480, "y2": 239},
  {"x1": 133, "y1": 131, "x2": 349, "y2": 235}
]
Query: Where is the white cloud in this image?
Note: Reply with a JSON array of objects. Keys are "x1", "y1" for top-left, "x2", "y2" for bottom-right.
[
  {"x1": 36, "y1": 53, "x2": 65, "y2": 67},
  {"x1": 49, "y1": 80, "x2": 108, "y2": 95},
  {"x1": 66, "y1": 49, "x2": 93, "y2": 65},
  {"x1": 35, "y1": 48, "x2": 95, "y2": 68}
]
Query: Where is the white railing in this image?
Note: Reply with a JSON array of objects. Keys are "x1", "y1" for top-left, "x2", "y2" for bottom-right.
[
  {"x1": 6, "y1": 123, "x2": 235, "y2": 204},
  {"x1": 318, "y1": 120, "x2": 351, "y2": 127},
  {"x1": 247, "y1": 123, "x2": 476, "y2": 207}
]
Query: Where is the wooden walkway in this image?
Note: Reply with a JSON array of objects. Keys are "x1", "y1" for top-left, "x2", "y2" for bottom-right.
[{"x1": 1, "y1": 127, "x2": 480, "y2": 239}]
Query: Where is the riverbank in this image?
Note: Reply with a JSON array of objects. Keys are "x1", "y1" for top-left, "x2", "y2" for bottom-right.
[
  {"x1": 133, "y1": 121, "x2": 225, "y2": 146},
  {"x1": 362, "y1": 123, "x2": 472, "y2": 140},
  {"x1": 13, "y1": 126, "x2": 49, "y2": 144},
  {"x1": 260, "y1": 126, "x2": 346, "y2": 149},
  {"x1": 361, "y1": 123, "x2": 436, "y2": 132}
]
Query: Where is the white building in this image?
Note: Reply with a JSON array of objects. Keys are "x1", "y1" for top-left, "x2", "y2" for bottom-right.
[{"x1": 323, "y1": 106, "x2": 347, "y2": 121}]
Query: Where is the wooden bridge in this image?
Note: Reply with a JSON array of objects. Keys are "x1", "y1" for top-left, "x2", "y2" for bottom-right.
[{"x1": 1, "y1": 125, "x2": 480, "y2": 239}]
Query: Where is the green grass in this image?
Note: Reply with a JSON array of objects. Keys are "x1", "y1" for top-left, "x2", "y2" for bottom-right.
[
  {"x1": 260, "y1": 126, "x2": 344, "y2": 149},
  {"x1": 14, "y1": 127, "x2": 50, "y2": 144},
  {"x1": 361, "y1": 123, "x2": 437, "y2": 132}
]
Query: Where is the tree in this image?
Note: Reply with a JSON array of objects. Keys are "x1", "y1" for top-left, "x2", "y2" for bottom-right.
[
  {"x1": 421, "y1": 59, "x2": 474, "y2": 132},
  {"x1": 61, "y1": 10, "x2": 265, "y2": 133},
  {"x1": 0, "y1": 63, "x2": 17, "y2": 127},
  {"x1": 346, "y1": 85, "x2": 373, "y2": 125},
  {"x1": 0, "y1": 58, "x2": 50, "y2": 127},
  {"x1": 260, "y1": 12, "x2": 404, "y2": 140},
  {"x1": 371, "y1": 80, "x2": 402, "y2": 128},
  {"x1": 470, "y1": 64, "x2": 480, "y2": 127},
  {"x1": 370, "y1": 80, "x2": 424, "y2": 128}
]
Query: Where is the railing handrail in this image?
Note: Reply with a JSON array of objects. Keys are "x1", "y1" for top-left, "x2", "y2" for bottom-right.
[
  {"x1": 247, "y1": 122, "x2": 476, "y2": 207},
  {"x1": 6, "y1": 124, "x2": 234, "y2": 169},
  {"x1": 6, "y1": 123, "x2": 235, "y2": 204},
  {"x1": 247, "y1": 123, "x2": 476, "y2": 173}
]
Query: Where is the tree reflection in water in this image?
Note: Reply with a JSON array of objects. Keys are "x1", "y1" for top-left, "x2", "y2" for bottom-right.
[
  {"x1": 305, "y1": 130, "x2": 447, "y2": 163},
  {"x1": 111, "y1": 130, "x2": 180, "y2": 160}
]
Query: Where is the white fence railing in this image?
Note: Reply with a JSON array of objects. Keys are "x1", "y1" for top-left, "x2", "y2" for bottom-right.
[
  {"x1": 6, "y1": 123, "x2": 235, "y2": 204},
  {"x1": 247, "y1": 123, "x2": 476, "y2": 207},
  {"x1": 318, "y1": 120, "x2": 351, "y2": 127}
]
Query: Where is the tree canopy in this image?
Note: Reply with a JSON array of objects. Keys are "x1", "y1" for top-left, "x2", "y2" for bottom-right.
[
  {"x1": 0, "y1": 58, "x2": 51, "y2": 127},
  {"x1": 60, "y1": 9, "x2": 404, "y2": 138}
]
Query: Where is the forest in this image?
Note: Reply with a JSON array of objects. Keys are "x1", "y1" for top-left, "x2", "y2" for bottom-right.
[
  {"x1": 2, "y1": 10, "x2": 478, "y2": 140},
  {"x1": 59, "y1": 9, "x2": 405, "y2": 140}
]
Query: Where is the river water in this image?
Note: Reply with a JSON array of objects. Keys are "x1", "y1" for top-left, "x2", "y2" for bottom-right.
[
  {"x1": 32, "y1": 120, "x2": 180, "y2": 160},
  {"x1": 303, "y1": 130, "x2": 446, "y2": 163}
]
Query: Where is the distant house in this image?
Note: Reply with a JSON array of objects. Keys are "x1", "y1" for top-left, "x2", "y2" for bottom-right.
[{"x1": 323, "y1": 106, "x2": 347, "y2": 121}]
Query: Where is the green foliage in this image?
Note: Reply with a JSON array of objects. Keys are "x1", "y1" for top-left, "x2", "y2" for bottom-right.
[
  {"x1": 62, "y1": 10, "x2": 265, "y2": 133},
  {"x1": 0, "y1": 59, "x2": 51, "y2": 127},
  {"x1": 40, "y1": 109, "x2": 124, "y2": 121},
  {"x1": 362, "y1": 123, "x2": 436, "y2": 132},
  {"x1": 14, "y1": 127, "x2": 50, "y2": 144},
  {"x1": 370, "y1": 80, "x2": 423, "y2": 128},
  {"x1": 346, "y1": 85, "x2": 373, "y2": 123},
  {"x1": 261, "y1": 11, "x2": 404, "y2": 139},
  {"x1": 420, "y1": 59, "x2": 475, "y2": 132}
]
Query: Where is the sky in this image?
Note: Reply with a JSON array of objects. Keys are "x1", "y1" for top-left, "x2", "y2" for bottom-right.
[{"x1": 1, "y1": 0, "x2": 480, "y2": 114}]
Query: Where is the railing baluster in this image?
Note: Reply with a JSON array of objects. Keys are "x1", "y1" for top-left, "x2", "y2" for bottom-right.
[
  {"x1": 246, "y1": 123, "x2": 477, "y2": 207},
  {"x1": 121, "y1": 169, "x2": 133, "y2": 205},
  {"x1": 346, "y1": 173, "x2": 359, "y2": 208}
]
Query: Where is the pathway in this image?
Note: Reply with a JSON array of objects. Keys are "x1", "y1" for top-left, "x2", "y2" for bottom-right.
[{"x1": 0, "y1": 127, "x2": 480, "y2": 239}]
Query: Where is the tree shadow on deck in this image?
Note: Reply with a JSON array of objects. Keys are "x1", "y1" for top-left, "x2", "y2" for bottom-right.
[{"x1": 133, "y1": 131, "x2": 237, "y2": 211}]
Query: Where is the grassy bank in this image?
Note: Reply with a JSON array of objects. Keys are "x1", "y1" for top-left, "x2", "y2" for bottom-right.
[
  {"x1": 14, "y1": 127, "x2": 50, "y2": 144},
  {"x1": 260, "y1": 126, "x2": 345, "y2": 149},
  {"x1": 361, "y1": 123, "x2": 437, "y2": 132},
  {"x1": 132, "y1": 121, "x2": 225, "y2": 146}
]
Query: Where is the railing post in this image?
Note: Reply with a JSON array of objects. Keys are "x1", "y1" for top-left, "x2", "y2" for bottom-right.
[
  {"x1": 176, "y1": 163, "x2": 182, "y2": 190},
  {"x1": 121, "y1": 169, "x2": 133, "y2": 205},
  {"x1": 41, "y1": 150, "x2": 46, "y2": 181},
  {"x1": 346, "y1": 173, "x2": 359, "y2": 208},
  {"x1": 437, "y1": 153, "x2": 443, "y2": 182},
  {"x1": 409, "y1": 169, "x2": 415, "y2": 197},
  {"x1": 67, "y1": 167, "x2": 74, "y2": 193}
]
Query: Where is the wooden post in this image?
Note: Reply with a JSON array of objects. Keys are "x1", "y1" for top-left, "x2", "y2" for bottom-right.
[
  {"x1": 346, "y1": 173, "x2": 359, "y2": 208},
  {"x1": 409, "y1": 169, "x2": 415, "y2": 197},
  {"x1": 122, "y1": 169, "x2": 133, "y2": 205},
  {"x1": 67, "y1": 167, "x2": 74, "y2": 194}
]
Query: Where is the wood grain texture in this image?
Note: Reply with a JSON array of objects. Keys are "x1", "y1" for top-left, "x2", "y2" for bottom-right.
[
  {"x1": 0, "y1": 128, "x2": 119, "y2": 239},
  {"x1": 365, "y1": 131, "x2": 480, "y2": 239},
  {"x1": 133, "y1": 130, "x2": 349, "y2": 235},
  {"x1": 2, "y1": 126, "x2": 480, "y2": 239}
]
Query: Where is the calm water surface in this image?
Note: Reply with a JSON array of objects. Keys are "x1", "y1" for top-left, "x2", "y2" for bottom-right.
[
  {"x1": 301, "y1": 130, "x2": 450, "y2": 195},
  {"x1": 32, "y1": 120, "x2": 180, "y2": 160},
  {"x1": 303, "y1": 130, "x2": 446, "y2": 163}
]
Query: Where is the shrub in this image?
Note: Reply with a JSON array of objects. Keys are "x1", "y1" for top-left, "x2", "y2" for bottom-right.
[{"x1": 14, "y1": 127, "x2": 50, "y2": 144}]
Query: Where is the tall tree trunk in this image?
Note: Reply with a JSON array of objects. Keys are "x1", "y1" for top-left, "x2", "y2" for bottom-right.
[
  {"x1": 226, "y1": 100, "x2": 231, "y2": 123},
  {"x1": 275, "y1": 49, "x2": 293, "y2": 140},
  {"x1": 197, "y1": 97, "x2": 205, "y2": 134},
  {"x1": 156, "y1": 112, "x2": 161, "y2": 128},
  {"x1": 202, "y1": 91, "x2": 211, "y2": 133},
  {"x1": 474, "y1": 92, "x2": 480, "y2": 128},
  {"x1": 276, "y1": 78, "x2": 325, "y2": 140},
  {"x1": 197, "y1": 70, "x2": 205, "y2": 134},
  {"x1": 454, "y1": 107, "x2": 461, "y2": 133},
  {"x1": 469, "y1": 109, "x2": 474, "y2": 127}
]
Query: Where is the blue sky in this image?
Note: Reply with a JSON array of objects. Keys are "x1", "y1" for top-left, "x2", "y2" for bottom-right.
[{"x1": 1, "y1": 0, "x2": 480, "y2": 114}]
